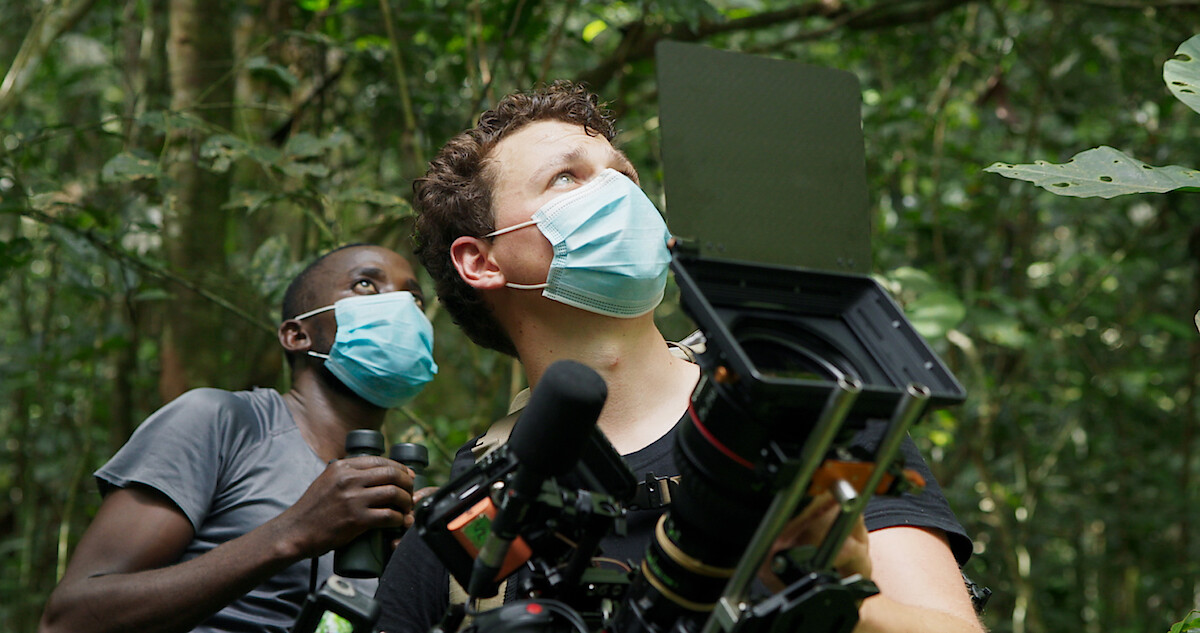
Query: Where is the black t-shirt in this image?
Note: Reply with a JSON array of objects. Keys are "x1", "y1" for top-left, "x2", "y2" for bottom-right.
[{"x1": 374, "y1": 415, "x2": 970, "y2": 633}]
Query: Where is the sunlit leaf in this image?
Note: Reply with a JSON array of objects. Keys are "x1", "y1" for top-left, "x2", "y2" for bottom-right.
[
  {"x1": 582, "y1": 20, "x2": 608, "y2": 43},
  {"x1": 905, "y1": 291, "x2": 966, "y2": 339},
  {"x1": 1164, "y1": 35, "x2": 1200, "y2": 115},
  {"x1": 223, "y1": 190, "x2": 276, "y2": 214},
  {"x1": 354, "y1": 35, "x2": 390, "y2": 51},
  {"x1": 284, "y1": 131, "x2": 350, "y2": 159},
  {"x1": 297, "y1": 0, "x2": 330, "y2": 11},
  {"x1": 101, "y1": 152, "x2": 160, "y2": 183},
  {"x1": 200, "y1": 135, "x2": 253, "y2": 173},
  {"x1": 132, "y1": 288, "x2": 172, "y2": 302},
  {"x1": 984, "y1": 146, "x2": 1200, "y2": 198},
  {"x1": 281, "y1": 162, "x2": 330, "y2": 179},
  {"x1": 1168, "y1": 610, "x2": 1200, "y2": 633},
  {"x1": 886, "y1": 266, "x2": 940, "y2": 295},
  {"x1": 285, "y1": 133, "x2": 325, "y2": 159},
  {"x1": 332, "y1": 187, "x2": 410, "y2": 208},
  {"x1": 247, "y1": 145, "x2": 284, "y2": 167},
  {"x1": 136, "y1": 109, "x2": 206, "y2": 134},
  {"x1": 975, "y1": 310, "x2": 1032, "y2": 349},
  {"x1": 249, "y1": 235, "x2": 296, "y2": 303}
]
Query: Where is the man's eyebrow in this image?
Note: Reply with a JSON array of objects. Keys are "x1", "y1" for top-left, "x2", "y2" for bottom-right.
[
  {"x1": 353, "y1": 266, "x2": 386, "y2": 279},
  {"x1": 527, "y1": 145, "x2": 636, "y2": 186},
  {"x1": 404, "y1": 278, "x2": 423, "y2": 296},
  {"x1": 611, "y1": 147, "x2": 637, "y2": 181},
  {"x1": 527, "y1": 147, "x2": 587, "y2": 186}
]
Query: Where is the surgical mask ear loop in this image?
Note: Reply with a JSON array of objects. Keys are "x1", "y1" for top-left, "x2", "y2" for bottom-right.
[
  {"x1": 484, "y1": 220, "x2": 550, "y2": 290},
  {"x1": 485, "y1": 219, "x2": 538, "y2": 238},
  {"x1": 291, "y1": 304, "x2": 336, "y2": 321},
  {"x1": 290, "y1": 305, "x2": 337, "y2": 360}
]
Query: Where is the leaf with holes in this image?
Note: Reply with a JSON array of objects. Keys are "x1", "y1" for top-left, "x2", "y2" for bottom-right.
[
  {"x1": 1165, "y1": 34, "x2": 1200, "y2": 115},
  {"x1": 984, "y1": 146, "x2": 1200, "y2": 198},
  {"x1": 101, "y1": 152, "x2": 160, "y2": 183}
]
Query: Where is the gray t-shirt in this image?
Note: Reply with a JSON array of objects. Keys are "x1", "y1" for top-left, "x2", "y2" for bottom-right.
[{"x1": 96, "y1": 387, "x2": 377, "y2": 633}]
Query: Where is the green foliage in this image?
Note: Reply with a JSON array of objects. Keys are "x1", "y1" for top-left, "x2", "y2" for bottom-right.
[
  {"x1": 986, "y1": 34, "x2": 1200, "y2": 198},
  {"x1": 1, "y1": 2, "x2": 1198, "y2": 633},
  {"x1": 1170, "y1": 610, "x2": 1200, "y2": 633},
  {"x1": 985, "y1": 146, "x2": 1200, "y2": 198},
  {"x1": 1165, "y1": 36, "x2": 1200, "y2": 113}
]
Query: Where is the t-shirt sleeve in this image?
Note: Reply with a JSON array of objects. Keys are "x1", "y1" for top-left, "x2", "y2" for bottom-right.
[
  {"x1": 376, "y1": 529, "x2": 450, "y2": 633},
  {"x1": 94, "y1": 388, "x2": 245, "y2": 532},
  {"x1": 852, "y1": 419, "x2": 973, "y2": 566}
]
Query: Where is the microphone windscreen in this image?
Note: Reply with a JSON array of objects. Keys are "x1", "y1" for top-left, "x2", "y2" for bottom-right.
[{"x1": 508, "y1": 360, "x2": 608, "y2": 477}]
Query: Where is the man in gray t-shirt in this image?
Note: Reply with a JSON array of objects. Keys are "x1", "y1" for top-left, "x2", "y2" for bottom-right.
[{"x1": 40, "y1": 244, "x2": 437, "y2": 633}]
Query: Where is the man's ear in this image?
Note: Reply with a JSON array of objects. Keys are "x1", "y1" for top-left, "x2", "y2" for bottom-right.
[
  {"x1": 451, "y1": 236, "x2": 506, "y2": 290},
  {"x1": 278, "y1": 319, "x2": 312, "y2": 354}
]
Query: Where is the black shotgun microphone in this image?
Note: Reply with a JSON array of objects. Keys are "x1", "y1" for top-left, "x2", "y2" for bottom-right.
[{"x1": 467, "y1": 360, "x2": 608, "y2": 599}]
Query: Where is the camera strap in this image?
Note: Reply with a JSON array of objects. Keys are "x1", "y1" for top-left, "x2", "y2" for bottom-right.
[{"x1": 470, "y1": 338, "x2": 704, "y2": 463}]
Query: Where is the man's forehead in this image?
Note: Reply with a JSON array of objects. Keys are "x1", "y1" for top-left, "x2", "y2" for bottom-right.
[
  {"x1": 490, "y1": 120, "x2": 621, "y2": 176},
  {"x1": 320, "y1": 246, "x2": 412, "y2": 278}
]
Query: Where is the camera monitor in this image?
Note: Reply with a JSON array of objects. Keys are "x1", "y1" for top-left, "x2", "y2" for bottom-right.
[{"x1": 657, "y1": 40, "x2": 871, "y2": 274}]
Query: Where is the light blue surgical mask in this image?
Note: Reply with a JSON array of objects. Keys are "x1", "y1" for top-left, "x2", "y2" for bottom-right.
[
  {"x1": 486, "y1": 168, "x2": 672, "y2": 318},
  {"x1": 293, "y1": 292, "x2": 437, "y2": 408}
]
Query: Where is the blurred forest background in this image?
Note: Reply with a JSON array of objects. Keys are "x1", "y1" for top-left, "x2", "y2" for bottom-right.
[{"x1": 1, "y1": 0, "x2": 1198, "y2": 631}]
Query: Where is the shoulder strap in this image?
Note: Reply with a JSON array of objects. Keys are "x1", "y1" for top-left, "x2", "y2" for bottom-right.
[
  {"x1": 448, "y1": 577, "x2": 507, "y2": 624},
  {"x1": 470, "y1": 410, "x2": 521, "y2": 462},
  {"x1": 449, "y1": 339, "x2": 701, "y2": 620}
]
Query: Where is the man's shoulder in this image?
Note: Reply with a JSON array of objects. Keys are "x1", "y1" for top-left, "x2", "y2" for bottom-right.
[
  {"x1": 170, "y1": 386, "x2": 280, "y2": 409},
  {"x1": 107, "y1": 387, "x2": 288, "y2": 464},
  {"x1": 157, "y1": 387, "x2": 283, "y2": 429}
]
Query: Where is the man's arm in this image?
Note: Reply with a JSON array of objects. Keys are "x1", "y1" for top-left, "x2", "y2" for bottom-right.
[
  {"x1": 39, "y1": 456, "x2": 413, "y2": 633},
  {"x1": 857, "y1": 526, "x2": 985, "y2": 633},
  {"x1": 759, "y1": 498, "x2": 983, "y2": 633}
]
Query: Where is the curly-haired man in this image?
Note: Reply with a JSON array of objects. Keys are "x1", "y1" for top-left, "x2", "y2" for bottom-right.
[{"x1": 376, "y1": 81, "x2": 984, "y2": 633}]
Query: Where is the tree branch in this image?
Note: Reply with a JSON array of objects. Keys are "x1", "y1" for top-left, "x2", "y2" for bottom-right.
[
  {"x1": 0, "y1": 0, "x2": 102, "y2": 116},
  {"x1": 17, "y1": 204, "x2": 277, "y2": 336},
  {"x1": 1052, "y1": 0, "x2": 1200, "y2": 6},
  {"x1": 577, "y1": 0, "x2": 976, "y2": 90}
]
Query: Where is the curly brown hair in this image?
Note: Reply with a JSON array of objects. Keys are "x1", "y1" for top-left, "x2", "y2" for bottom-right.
[{"x1": 412, "y1": 81, "x2": 617, "y2": 357}]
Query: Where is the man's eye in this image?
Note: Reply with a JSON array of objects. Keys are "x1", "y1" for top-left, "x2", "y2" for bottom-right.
[
  {"x1": 354, "y1": 279, "x2": 377, "y2": 292},
  {"x1": 552, "y1": 172, "x2": 576, "y2": 186}
]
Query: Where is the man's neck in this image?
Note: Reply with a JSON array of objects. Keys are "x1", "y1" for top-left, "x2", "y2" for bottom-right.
[
  {"x1": 282, "y1": 370, "x2": 386, "y2": 462},
  {"x1": 513, "y1": 312, "x2": 700, "y2": 455}
]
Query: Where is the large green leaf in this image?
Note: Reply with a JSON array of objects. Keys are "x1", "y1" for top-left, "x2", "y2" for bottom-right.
[
  {"x1": 984, "y1": 146, "x2": 1200, "y2": 198},
  {"x1": 1164, "y1": 35, "x2": 1200, "y2": 115},
  {"x1": 245, "y1": 55, "x2": 299, "y2": 89},
  {"x1": 100, "y1": 152, "x2": 160, "y2": 183},
  {"x1": 905, "y1": 290, "x2": 966, "y2": 340},
  {"x1": 1168, "y1": 610, "x2": 1200, "y2": 633}
]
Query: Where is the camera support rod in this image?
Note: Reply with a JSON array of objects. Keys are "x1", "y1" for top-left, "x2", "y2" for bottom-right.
[
  {"x1": 703, "y1": 376, "x2": 863, "y2": 633},
  {"x1": 810, "y1": 383, "x2": 931, "y2": 570}
]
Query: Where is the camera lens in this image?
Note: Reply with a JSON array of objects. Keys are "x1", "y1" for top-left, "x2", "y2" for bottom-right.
[{"x1": 733, "y1": 321, "x2": 858, "y2": 384}]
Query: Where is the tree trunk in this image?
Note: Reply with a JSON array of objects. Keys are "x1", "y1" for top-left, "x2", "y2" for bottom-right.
[{"x1": 160, "y1": 0, "x2": 236, "y2": 398}]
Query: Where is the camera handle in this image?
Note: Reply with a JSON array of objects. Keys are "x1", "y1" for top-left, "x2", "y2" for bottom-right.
[
  {"x1": 810, "y1": 383, "x2": 930, "y2": 570},
  {"x1": 702, "y1": 382, "x2": 931, "y2": 633}
]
